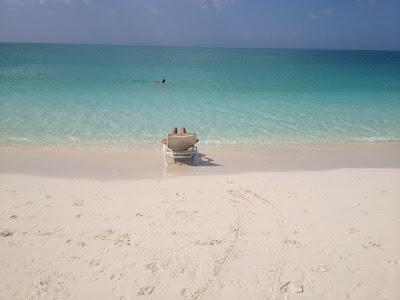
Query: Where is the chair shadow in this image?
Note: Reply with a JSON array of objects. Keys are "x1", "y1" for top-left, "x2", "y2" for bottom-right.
[{"x1": 174, "y1": 152, "x2": 221, "y2": 167}]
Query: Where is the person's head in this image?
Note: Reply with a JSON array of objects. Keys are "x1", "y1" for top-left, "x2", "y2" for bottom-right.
[
  {"x1": 162, "y1": 79, "x2": 166, "y2": 83},
  {"x1": 172, "y1": 127, "x2": 178, "y2": 134},
  {"x1": 181, "y1": 127, "x2": 187, "y2": 134}
]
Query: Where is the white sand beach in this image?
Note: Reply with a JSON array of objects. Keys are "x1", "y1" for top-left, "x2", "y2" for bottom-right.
[
  {"x1": 1, "y1": 149, "x2": 400, "y2": 299},
  {"x1": 2, "y1": 1, "x2": 400, "y2": 298}
]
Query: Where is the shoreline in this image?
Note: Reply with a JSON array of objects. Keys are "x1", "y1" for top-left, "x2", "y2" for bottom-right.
[
  {"x1": 1, "y1": 141, "x2": 399, "y2": 180},
  {"x1": 2, "y1": 138, "x2": 399, "y2": 148}
]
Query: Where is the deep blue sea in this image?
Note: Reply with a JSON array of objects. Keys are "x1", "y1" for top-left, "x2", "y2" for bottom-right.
[{"x1": 1, "y1": 43, "x2": 399, "y2": 146}]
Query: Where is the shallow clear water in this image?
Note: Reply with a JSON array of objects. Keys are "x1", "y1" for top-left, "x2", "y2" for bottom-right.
[{"x1": 1, "y1": 43, "x2": 400, "y2": 146}]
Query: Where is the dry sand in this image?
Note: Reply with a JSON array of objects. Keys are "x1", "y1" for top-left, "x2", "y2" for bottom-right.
[{"x1": 1, "y1": 167, "x2": 399, "y2": 299}]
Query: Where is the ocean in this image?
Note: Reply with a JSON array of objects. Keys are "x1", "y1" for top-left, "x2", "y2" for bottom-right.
[{"x1": 1, "y1": 43, "x2": 399, "y2": 146}]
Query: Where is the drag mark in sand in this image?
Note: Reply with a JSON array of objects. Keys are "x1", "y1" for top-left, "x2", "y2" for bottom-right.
[
  {"x1": 212, "y1": 218, "x2": 241, "y2": 278},
  {"x1": 229, "y1": 188, "x2": 289, "y2": 300},
  {"x1": 193, "y1": 217, "x2": 241, "y2": 300},
  {"x1": 248, "y1": 190, "x2": 289, "y2": 300}
]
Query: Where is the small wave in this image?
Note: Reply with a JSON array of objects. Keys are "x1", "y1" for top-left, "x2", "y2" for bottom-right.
[
  {"x1": 6, "y1": 137, "x2": 31, "y2": 142},
  {"x1": 67, "y1": 135, "x2": 79, "y2": 141},
  {"x1": 0, "y1": 65, "x2": 55, "y2": 77},
  {"x1": 0, "y1": 137, "x2": 33, "y2": 147},
  {"x1": 354, "y1": 136, "x2": 399, "y2": 142},
  {"x1": 199, "y1": 139, "x2": 296, "y2": 145},
  {"x1": 200, "y1": 139, "x2": 246, "y2": 145}
]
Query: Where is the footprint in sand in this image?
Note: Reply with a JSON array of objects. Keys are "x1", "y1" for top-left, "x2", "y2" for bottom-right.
[
  {"x1": 37, "y1": 231, "x2": 52, "y2": 236},
  {"x1": 195, "y1": 239, "x2": 223, "y2": 246},
  {"x1": 350, "y1": 266, "x2": 361, "y2": 273},
  {"x1": 114, "y1": 234, "x2": 131, "y2": 246},
  {"x1": 89, "y1": 259, "x2": 100, "y2": 267},
  {"x1": 0, "y1": 229, "x2": 13, "y2": 237},
  {"x1": 72, "y1": 200, "x2": 84, "y2": 207},
  {"x1": 311, "y1": 265, "x2": 329, "y2": 273},
  {"x1": 280, "y1": 281, "x2": 304, "y2": 294},
  {"x1": 33, "y1": 272, "x2": 68, "y2": 299},
  {"x1": 77, "y1": 242, "x2": 87, "y2": 247},
  {"x1": 137, "y1": 286, "x2": 155, "y2": 296},
  {"x1": 348, "y1": 227, "x2": 360, "y2": 234},
  {"x1": 92, "y1": 230, "x2": 114, "y2": 241},
  {"x1": 363, "y1": 240, "x2": 382, "y2": 249},
  {"x1": 284, "y1": 239, "x2": 301, "y2": 248},
  {"x1": 181, "y1": 288, "x2": 203, "y2": 299},
  {"x1": 109, "y1": 273, "x2": 124, "y2": 281},
  {"x1": 175, "y1": 192, "x2": 185, "y2": 198},
  {"x1": 144, "y1": 262, "x2": 160, "y2": 273},
  {"x1": 388, "y1": 260, "x2": 398, "y2": 266}
]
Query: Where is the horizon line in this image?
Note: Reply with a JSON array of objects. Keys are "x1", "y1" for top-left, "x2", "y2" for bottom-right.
[{"x1": 0, "y1": 40, "x2": 399, "y2": 52}]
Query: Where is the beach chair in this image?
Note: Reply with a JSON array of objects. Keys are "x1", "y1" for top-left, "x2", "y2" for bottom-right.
[{"x1": 162, "y1": 133, "x2": 198, "y2": 166}]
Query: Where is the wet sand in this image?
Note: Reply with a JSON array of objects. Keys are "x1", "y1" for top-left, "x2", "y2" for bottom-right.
[{"x1": 0, "y1": 142, "x2": 399, "y2": 179}]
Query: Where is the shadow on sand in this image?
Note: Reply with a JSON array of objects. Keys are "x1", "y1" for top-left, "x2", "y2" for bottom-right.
[
  {"x1": 195, "y1": 152, "x2": 221, "y2": 167},
  {"x1": 169, "y1": 152, "x2": 221, "y2": 167}
]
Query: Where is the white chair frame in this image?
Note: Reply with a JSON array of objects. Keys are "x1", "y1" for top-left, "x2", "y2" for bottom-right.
[{"x1": 162, "y1": 135, "x2": 198, "y2": 166}]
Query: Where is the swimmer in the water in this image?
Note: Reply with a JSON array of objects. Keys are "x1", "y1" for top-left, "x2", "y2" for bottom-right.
[{"x1": 150, "y1": 79, "x2": 166, "y2": 84}]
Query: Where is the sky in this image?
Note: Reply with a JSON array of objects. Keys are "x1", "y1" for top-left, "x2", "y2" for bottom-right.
[{"x1": 0, "y1": 0, "x2": 399, "y2": 50}]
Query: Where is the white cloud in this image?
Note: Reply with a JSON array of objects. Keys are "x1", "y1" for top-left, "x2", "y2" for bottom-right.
[
  {"x1": 1, "y1": 0, "x2": 92, "y2": 6},
  {"x1": 308, "y1": 12, "x2": 317, "y2": 20},
  {"x1": 199, "y1": 0, "x2": 237, "y2": 9},
  {"x1": 291, "y1": 26, "x2": 304, "y2": 38},
  {"x1": 307, "y1": 7, "x2": 334, "y2": 21},
  {"x1": 324, "y1": 8, "x2": 334, "y2": 15},
  {"x1": 146, "y1": 5, "x2": 161, "y2": 17},
  {"x1": 356, "y1": 0, "x2": 377, "y2": 6}
]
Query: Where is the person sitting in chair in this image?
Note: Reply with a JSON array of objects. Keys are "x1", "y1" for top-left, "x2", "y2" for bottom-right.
[
  {"x1": 161, "y1": 127, "x2": 186, "y2": 145},
  {"x1": 161, "y1": 127, "x2": 199, "y2": 145}
]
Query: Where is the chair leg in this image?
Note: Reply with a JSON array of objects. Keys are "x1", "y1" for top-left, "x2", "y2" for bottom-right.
[{"x1": 163, "y1": 145, "x2": 168, "y2": 167}]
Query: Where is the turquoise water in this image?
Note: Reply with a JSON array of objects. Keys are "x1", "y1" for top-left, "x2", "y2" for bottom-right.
[{"x1": 1, "y1": 43, "x2": 400, "y2": 146}]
